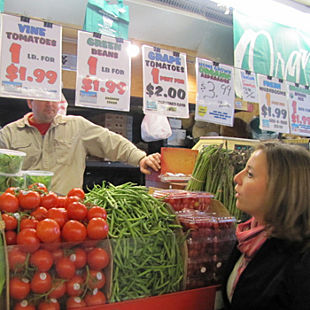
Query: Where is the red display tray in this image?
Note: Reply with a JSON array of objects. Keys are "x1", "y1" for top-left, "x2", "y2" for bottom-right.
[{"x1": 81, "y1": 286, "x2": 218, "y2": 310}]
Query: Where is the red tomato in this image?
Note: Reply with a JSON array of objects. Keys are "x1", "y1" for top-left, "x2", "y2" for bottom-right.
[
  {"x1": 85, "y1": 290, "x2": 106, "y2": 306},
  {"x1": 31, "y1": 271, "x2": 52, "y2": 294},
  {"x1": 87, "y1": 206, "x2": 107, "y2": 221},
  {"x1": 64, "y1": 196, "x2": 81, "y2": 209},
  {"x1": 87, "y1": 248, "x2": 109, "y2": 270},
  {"x1": 86, "y1": 270, "x2": 106, "y2": 289},
  {"x1": 38, "y1": 300, "x2": 60, "y2": 310},
  {"x1": 87, "y1": 217, "x2": 109, "y2": 240},
  {"x1": 48, "y1": 279, "x2": 66, "y2": 299},
  {"x1": 66, "y1": 297, "x2": 86, "y2": 308},
  {"x1": 17, "y1": 228, "x2": 40, "y2": 253},
  {"x1": 31, "y1": 206, "x2": 48, "y2": 221},
  {"x1": 28, "y1": 182, "x2": 48, "y2": 193},
  {"x1": 0, "y1": 192, "x2": 19, "y2": 212},
  {"x1": 10, "y1": 277, "x2": 30, "y2": 300},
  {"x1": 47, "y1": 207, "x2": 68, "y2": 228},
  {"x1": 41, "y1": 192, "x2": 58, "y2": 210},
  {"x1": 30, "y1": 249, "x2": 54, "y2": 272},
  {"x1": 66, "y1": 275, "x2": 84, "y2": 296},
  {"x1": 56, "y1": 196, "x2": 66, "y2": 208},
  {"x1": 36, "y1": 219, "x2": 60, "y2": 243},
  {"x1": 18, "y1": 190, "x2": 41, "y2": 210},
  {"x1": 62, "y1": 220, "x2": 87, "y2": 242},
  {"x1": 69, "y1": 248, "x2": 87, "y2": 269},
  {"x1": 50, "y1": 248, "x2": 64, "y2": 263},
  {"x1": 5, "y1": 186, "x2": 19, "y2": 195},
  {"x1": 20, "y1": 218, "x2": 39, "y2": 230},
  {"x1": 14, "y1": 300, "x2": 35, "y2": 310},
  {"x1": 2, "y1": 213, "x2": 18, "y2": 230},
  {"x1": 67, "y1": 188, "x2": 85, "y2": 200},
  {"x1": 67, "y1": 201, "x2": 87, "y2": 221},
  {"x1": 8, "y1": 247, "x2": 27, "y2": 271},
  {"x1": 55, "y1": 257, "x2": 76, "y2": 279},
  {"x1": 5, "y1": 230, "x2": 17, "y2": 245}
]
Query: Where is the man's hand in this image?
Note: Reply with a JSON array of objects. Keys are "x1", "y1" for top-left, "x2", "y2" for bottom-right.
[{"x1": 139, "y1": 153, "x2": 161, "y2": 175}]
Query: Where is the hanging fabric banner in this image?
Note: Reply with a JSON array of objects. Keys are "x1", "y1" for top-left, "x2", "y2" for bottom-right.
[
  {"x1": 287, "y1": 82, "x2": 310, "y2": 136},
  {"x1": 257, "y1": 74, "x2": 289, "y2": 133},
  {"x1": 0, "y1": 14, "x2": 62, "y2": 101},
  {"x1": 234, "y1": 10, "x2": 310, "y2": 86},
  {"x1": 142, "y1": 45, "x2": 189, "y2": 118},
  {"x1": 75, "y1": 30, "x2": 131, "y2": 111},
  {"x1": 195, "y1": 57, "x2": 235, "y2": 127}
]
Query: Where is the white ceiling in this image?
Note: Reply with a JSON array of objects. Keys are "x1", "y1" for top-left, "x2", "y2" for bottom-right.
[{"x1": 3, "y1": 0, "x2": 310, "y2": 66}]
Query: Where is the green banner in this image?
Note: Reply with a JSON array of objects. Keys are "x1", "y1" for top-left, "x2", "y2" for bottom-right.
[{"x1": 234, "y1": 10, "x2": 310, "y2": 85}]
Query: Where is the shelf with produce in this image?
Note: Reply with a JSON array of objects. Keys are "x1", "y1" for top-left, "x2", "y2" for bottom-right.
[{"x1": 0, "y1": 180, "x2": 235, "y2": 309}]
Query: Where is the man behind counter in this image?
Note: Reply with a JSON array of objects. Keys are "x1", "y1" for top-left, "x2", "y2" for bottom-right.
[{"x1": 0, "y1": 99, "x2": 161, "y2": 195}]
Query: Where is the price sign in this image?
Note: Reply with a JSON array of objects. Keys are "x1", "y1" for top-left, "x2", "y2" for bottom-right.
[
  {"x1": 142, "y1": 45, "x2": 189, "y2": 118},
  {"x1": 240, "y1": 69, "x2": 258, "y2": 103},
  {"x1": 257, "y1": 74, "x2": 289, "y2": 133},
  {"x1": 287, "y1": 82, "x2": 310, "y2": 136},
  {"x1": 195, "y1": 58, "x2": 235, "y2": 126},
  {"x1": 0, "y1": 14, "x2": 62, "y2": 101},
  {"x1": 75, "y1": 31, "x2": 131, "y2": 111}
]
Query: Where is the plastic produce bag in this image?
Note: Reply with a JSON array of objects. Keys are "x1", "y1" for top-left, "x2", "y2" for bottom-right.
[
  {"x1": 83, "y1": 0, "x2": 129, "y2": 39},
  {"x1": 141, "y1": 114, "x2": 172, "y2": 142}
]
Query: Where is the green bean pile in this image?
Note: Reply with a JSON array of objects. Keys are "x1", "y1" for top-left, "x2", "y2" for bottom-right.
[{"x1": 85, "y1": 182, "x2": 185, "y2": 302}]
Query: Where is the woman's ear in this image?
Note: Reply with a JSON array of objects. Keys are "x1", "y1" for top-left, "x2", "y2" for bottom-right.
[{"x1": 27, "y1": 99, "x2": 33, "y2": 109}]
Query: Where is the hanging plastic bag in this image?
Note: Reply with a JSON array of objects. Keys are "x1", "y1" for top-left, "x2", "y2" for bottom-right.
[
  {"x1": 141, "y1": 114, "x2": 172, "y2": 142},
  {"x1": 83, "y1": 0, "x2": 129, "y2": 39}
]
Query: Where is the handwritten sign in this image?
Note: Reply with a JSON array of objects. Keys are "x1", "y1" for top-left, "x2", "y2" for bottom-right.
[
  {"x1": 195, "y1": 58, "x2": 235, "y2": 126},
  {"x1": 0, "y1": 14, "x2": 62, "y2": 101},
  {"x1": 240, "y1": 69, "x2": 258, "y2": 103},
  {"x1": 75, "y1": 31, "x2": 131, "y2": 111},
  {"x1": 257, "y1": 74, "x2": 289, "y2": 133},
  {"x1": 142, "y1": 45, "x2": 189, "y2": 118},
  {"x1": 287, "y1": 82, "x2": 310, "y2": 136}
]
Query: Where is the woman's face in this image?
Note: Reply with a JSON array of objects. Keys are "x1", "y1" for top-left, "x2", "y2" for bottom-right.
[{"x1": 234, "y1": 149, "x2": 268, "y2": 223}]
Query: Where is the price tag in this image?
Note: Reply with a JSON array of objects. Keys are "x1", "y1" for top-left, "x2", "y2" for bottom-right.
[
  {"x1": 240, "y1": 69, "x2": 258, "y2": 103},
  {"x1": 75, "y1": 31, "x2": 131, "y2": 111},
  {"x1": 142, "y1": 45, "x2": 189, "y2": 118},
  {"x1": 195, "y1": 58, "x2": 235, "y2": 126},
  {"x1": 257, "y1": 74, "x2": 289, "y2": 133},
  {"x1": 287, "y1": 82, "x2": 310, "y2": 136},
  {"x1": 0, "y1": 14, "x2": 62, "y2": 101}
]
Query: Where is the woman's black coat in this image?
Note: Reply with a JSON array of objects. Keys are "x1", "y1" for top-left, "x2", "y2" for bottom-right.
[{"x1": 221, "y1": 238, "x2": 310, "y2": 310}]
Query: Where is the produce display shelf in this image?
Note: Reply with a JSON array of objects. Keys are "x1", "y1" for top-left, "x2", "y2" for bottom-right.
[{"x1": 80, "y1": 286, "x2": 218, "y2": 310}]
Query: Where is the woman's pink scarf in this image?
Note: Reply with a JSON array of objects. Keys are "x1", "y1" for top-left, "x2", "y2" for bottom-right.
[{"x1": 230, "y1": 217, "x2": 267, "y2": 298}]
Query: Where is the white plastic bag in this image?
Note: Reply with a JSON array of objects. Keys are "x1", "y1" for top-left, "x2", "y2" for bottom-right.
[{"x1": 141, "y1": 114, "x2": 172, "y2": 142}]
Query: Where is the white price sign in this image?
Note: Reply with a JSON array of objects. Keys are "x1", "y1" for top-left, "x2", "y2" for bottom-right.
[
  {"x1": 195, "y1": 58, "x2": 235, "y2": 126},
  {"x1": 75, "y1": 31, "x2": 131, "y2": 111},
  {"x1": 257, "y1": 74, "x2": 289, "y2": 134},
  {"x1": 240, "y1": 69, "x2": 258, "y2": 103},
  {"x1": 142, "y1": 45, "x2": 189, "y2": 118},
  {"x1": 287, "y1": 82, "x2": 310, "y2": 136},
  {"x1": 0, "y1": 14, "x2": 62, "y2": 101}
]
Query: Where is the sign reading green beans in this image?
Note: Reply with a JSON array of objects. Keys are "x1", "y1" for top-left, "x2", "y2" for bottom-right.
[{"x1": 85, "y1": 182, "x2": 185, "y2": 302}]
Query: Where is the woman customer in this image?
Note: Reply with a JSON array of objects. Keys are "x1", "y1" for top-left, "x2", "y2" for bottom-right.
[{"x1": 222, "y1": 141, "x2": 310, "y2": 310}]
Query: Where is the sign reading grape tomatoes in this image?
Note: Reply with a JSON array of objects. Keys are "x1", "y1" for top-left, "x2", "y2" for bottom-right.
[
  {"x1": 75, "y1": 31, "x2": 131, "y2": 111},
  {"x1": 0, "y1": 14, "x2": 62, "y2": 101}
]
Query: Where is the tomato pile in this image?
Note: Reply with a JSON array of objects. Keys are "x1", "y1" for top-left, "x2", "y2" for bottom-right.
[
  {"x1": 0, "y1": 184, "x2": 110, "y2": 310},
  {"x1": 176, "y1": 209, "x2": 236, "y2": 289}
]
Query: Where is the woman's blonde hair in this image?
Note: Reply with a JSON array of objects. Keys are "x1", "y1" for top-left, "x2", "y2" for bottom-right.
[{"x1": 256, "y1": 141, "x2": 310, "y2": 248}]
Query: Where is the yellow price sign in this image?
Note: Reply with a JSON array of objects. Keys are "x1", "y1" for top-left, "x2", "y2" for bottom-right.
[{"x1": 198, "y1": 106, "x2": 207, "y2": 116}]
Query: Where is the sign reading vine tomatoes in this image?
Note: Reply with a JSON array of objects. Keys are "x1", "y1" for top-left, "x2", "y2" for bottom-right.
[
  {"x1": 75, "y1": 31, "x2": 131, "y2": 111},
  {"x1": 0, "y1": 14, "x2": 62, "y2": 101}
]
